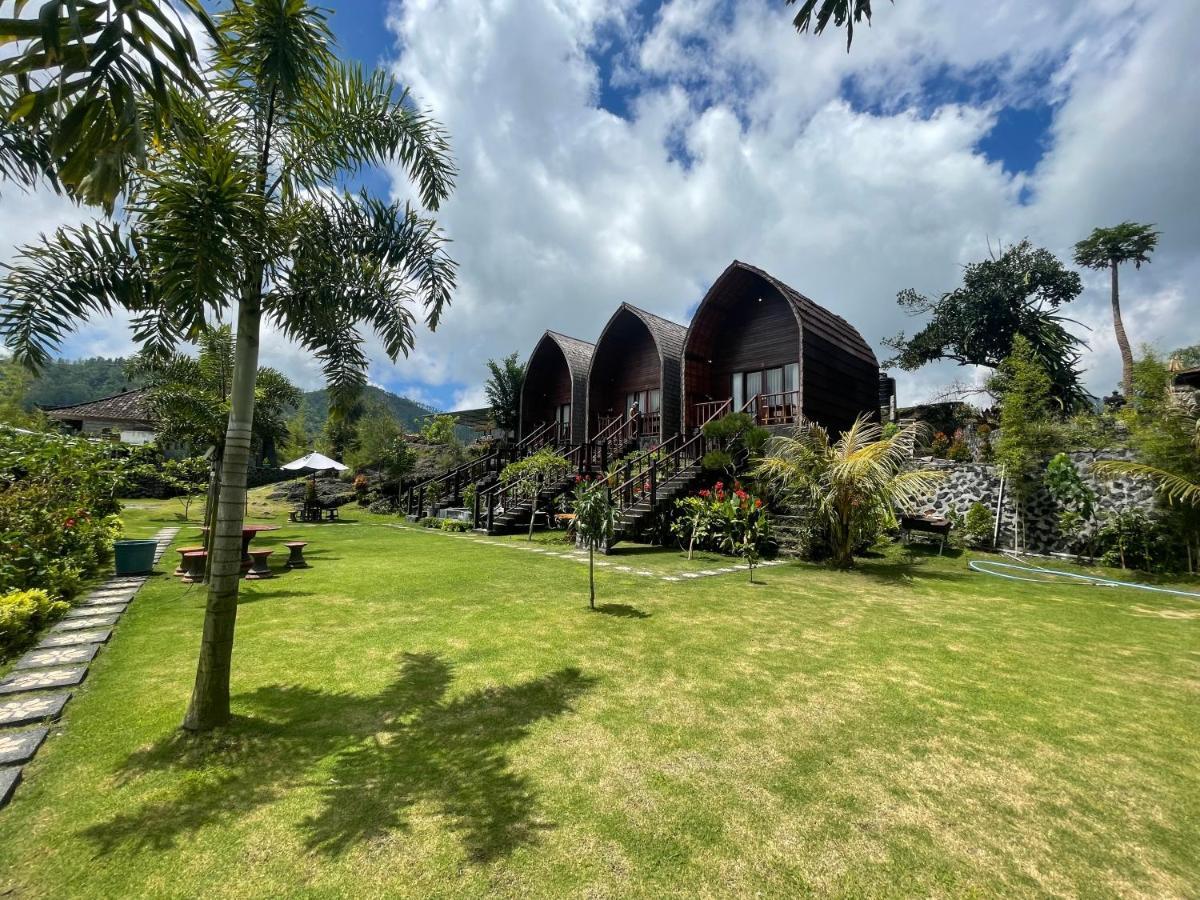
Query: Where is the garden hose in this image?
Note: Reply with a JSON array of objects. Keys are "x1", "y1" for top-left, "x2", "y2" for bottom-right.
[{"x1": 968, "y1": 557, "x2": 1200, "y2": 600}]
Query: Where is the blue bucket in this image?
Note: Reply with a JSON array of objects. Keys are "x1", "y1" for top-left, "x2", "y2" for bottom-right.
[{"x1": 113, "y1": 539, "x2": 158, "y2": 575}]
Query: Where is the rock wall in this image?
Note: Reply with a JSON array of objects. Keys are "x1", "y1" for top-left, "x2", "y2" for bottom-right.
[{"x1": 912, "y1": 449, "x2": 1157, "y2": 553}]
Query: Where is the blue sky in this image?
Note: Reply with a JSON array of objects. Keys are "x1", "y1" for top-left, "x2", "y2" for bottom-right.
[{"x1": 8, "y1": 0, "x2": 1199, "y2": 412}]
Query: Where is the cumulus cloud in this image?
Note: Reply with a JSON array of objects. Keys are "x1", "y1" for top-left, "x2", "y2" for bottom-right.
[{"x1": 1, "y1": 0, "x2": 1196, "y2": 412}]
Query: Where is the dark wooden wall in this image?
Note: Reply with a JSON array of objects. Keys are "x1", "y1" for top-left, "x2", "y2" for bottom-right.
[
  {"x1": 684, "y1": 289, "x2": 800, "y2": 407},
  {"x1": 801, "y1": 330, "x2": 880, "y2": 433},
  {"x1": 520, "y1": 339, "x2": 572, "y2": 437},
  {"x1": 587, "y1": 310, "x2": 662, "y2": 436}
]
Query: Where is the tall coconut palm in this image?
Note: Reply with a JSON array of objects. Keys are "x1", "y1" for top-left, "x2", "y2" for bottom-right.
[
  {"x1": 787, "y1": 0, "x2": 888, "y2": 50},
  {"x1": 0, "y1": 0, "x2": 215, "y2": 209},
  {"x1": 1073, "y1": 222, "x2": 1160, "y2": 398},
  {"x1": 755, "y1": 415, "x2": 942, "y2": 568},
  {"x1": 1, "y1": 0, "x2": 456, "y2": 730}
]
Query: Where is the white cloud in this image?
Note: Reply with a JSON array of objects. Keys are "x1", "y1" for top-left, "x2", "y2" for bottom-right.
[{"x1": 2, "y1": 0, "x2": 1197, "y2": 413}]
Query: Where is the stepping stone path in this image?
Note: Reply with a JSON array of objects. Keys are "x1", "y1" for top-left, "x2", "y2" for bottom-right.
[{"x1": 0, "y1": 526, "x2": 177, "y2": 811}]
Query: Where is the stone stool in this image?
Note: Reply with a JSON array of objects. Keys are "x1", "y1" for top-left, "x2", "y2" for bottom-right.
[
  {"x1": 245, "y1": 549, "x2": 274, "y2": 580},
  {"x1": 284, "y1": 541, "x2": 309, "y2": 569},
  {"x1": 180, "y1": 550, "x2": 207, "y2": 583},
  {"x1": 174, "y1": 546, "x2": 205, "y2": 576}
]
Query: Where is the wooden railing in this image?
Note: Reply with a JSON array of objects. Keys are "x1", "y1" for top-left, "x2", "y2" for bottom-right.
[
  {"x1": 751, "y1": 389, "x2": 801, "y2": 426},
  {"x1": 517, "y1": 420, "x2": 563, "y2": 454},
  {"x1": 609, "y1": 431, "x2": 707, "y2": 522},
  {"x1": 688, "y1": 398, "x2": 731, "y2": 429},
  {"x1": 404, "y1": 448, "x2": 507, "y2": 517}
]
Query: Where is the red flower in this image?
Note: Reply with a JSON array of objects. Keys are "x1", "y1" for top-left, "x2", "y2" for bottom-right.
[
  {"x1": 698, "y1": 489, "x2": 710, "y2": 498},
  {"x1": 574, "y1": 475, "x2": 582, "y2": 483},
  {"x1": 735, "y1": 489, "x2": 747, "y2": 500},
  {"x1": 714, "y1": 481, "x2": 725, "y2": 490},
  {"x1": 642, "y1": 481, "x2": 651, "y2": 492},
  {"x1": 754, "y1": 498, "x2": 763, "y2": 509},
  {"x1": 64, "y1": 518, "x2": 76, "y2": 528}
]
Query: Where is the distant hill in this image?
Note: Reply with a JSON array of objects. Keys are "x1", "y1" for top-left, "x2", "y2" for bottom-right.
[
  {"x1": 27, "y1": 357, "x2": 143, "y2": 409},
  {"x1": 300, "y1": 386, "x2": 438, "y2": 438},
  {"x1": 25, "y1": 357, "x2": 439, "y2": 435}
]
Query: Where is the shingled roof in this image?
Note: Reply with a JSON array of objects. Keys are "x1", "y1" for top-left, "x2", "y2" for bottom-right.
[
  {"x1": 43, "y1": 388, "x2": 155, "y2": 425},
  {"x1": 722, "y1": 261, "x2": 877, "y2": 366},
  {"x1": 542, "y1": 330, "x2": 595, "y2": 381},
  {"x1": 613, "y1": 303, "x2": 687, "y2": 362}
]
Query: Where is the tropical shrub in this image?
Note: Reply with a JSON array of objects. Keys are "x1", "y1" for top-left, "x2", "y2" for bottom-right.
[
  {"x1": 930, "y1": 431, "x2": 950, "y2": 458},
  {"x1": 1093, "y1": 510, "x2": 1177, "y2": 572},
  {"x1": 720, "y1": 488, "x2": 770, "y2": 582},
  {"x1": 499, "y1": 448, "x2": 571, "y2": 497},
  {"x1": 0, "y1": 429, "x2": 124, "y2": 598},
  {"x1": 440, "y1": 518, "x2": 469, "y2": 532},
  {"x1": 947, "y1": 429, "x2": 971, "y2": 462},
  {"x1": 419, "y1": 517, "x2": 441, "y2": 528},
  {"x1": 701, "y1": 412, "x2": 770, "y2": 476},
  {"x1": 961, "y1": 501, "x2": 994, "y2": 549},
  {"x1": 671, "y1": 481, "x2": 772, "y2": 564},
  {"x1": 0, "y1": 589, "x2": 68, "y2": 657},
  {"x1": 755, "y1": 416, "x2": 943, "y2": 569}
]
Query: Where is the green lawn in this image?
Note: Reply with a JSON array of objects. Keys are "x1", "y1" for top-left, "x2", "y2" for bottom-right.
[{"x1": 1, "y1": 501, "x2": 1198, "y2": 898}]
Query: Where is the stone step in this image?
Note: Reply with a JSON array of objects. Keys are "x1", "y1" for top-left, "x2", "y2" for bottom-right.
[{"x1": 0, "y1": 728, "x2": 48, "y2": 766}]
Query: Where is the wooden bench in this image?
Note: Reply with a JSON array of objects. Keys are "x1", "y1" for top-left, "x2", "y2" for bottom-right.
[{"x1": 899, "y1": 514, "x2": 953, "y2": 555}]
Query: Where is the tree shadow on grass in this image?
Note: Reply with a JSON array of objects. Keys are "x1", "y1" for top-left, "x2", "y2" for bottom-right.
[
  {"x1": 593, "y1": 603, "x2": 650, "y2": 619},
  {"x1": 82, "y1": 653, "x2": 595, "y2": 863}
]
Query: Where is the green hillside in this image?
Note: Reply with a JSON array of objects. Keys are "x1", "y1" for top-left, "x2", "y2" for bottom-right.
[
  {"x1": 299, "y1": 385, "x2": 436, "y2": 439},
  {"x1": 27, "y1": 357, "x2": 142, "y2": 409}
]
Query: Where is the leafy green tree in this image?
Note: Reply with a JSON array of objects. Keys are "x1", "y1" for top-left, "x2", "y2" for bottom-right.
[
  {"x1": 787, "y1": 0, "x2": 889, "y2": 51},
  {"x1": 755, "y1": 416, "x2": 942, "y2": 569},
  {"x1": 1073, "y1": 222, "x2": 1160, "y2": 398},
  {"x1": 162, "y1": 456, "x2": 211, "y2": 521},
  {"x1": 0, "y1": 358, "x2": 44, "y2": 429},
  {"x1": 884, "y1": 240, "x2": 1090, "y2": 411},
  {"x1": 345, "y1": 403, "x2": 406, "y2": 471},
  {"x1": 1093, "y1": 353, "x2": 1199, "y2": 571},
  {"x1": 0, "y1": 1, "x2": 215, "y2": 209},
  {"x1": 571, "y1": 477, "x2": 615, "y2": 609},
  {"x1": 279, "y1": 408, "x2": 311, "y2": 463},
  {"x1": 990, "y1": 335, "x2": 1058, "y2": 550},
  {"x1": 25, "y1": 356, "x2": 140, "y2": 409},
  {"x1": 1, "y1": 0, "x2": 456, "y2": 731},
  {"x1": 420, "y1": 414, "x2": 460, "y2": 447},
  {"x1": 484, "y1": 352, "x2": 525, "y2": 435}
]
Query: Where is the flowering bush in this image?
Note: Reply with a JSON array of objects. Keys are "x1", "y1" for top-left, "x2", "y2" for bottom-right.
[
  {"x1": 947, "y1": 428, "x2": 971, "y2": 462},
  {"x1": 0, "y1": 588, "x2": 68, "y2": 656},
  {"x1": 930, "y1": 431, "x2": 951, "y2": 458},
  {"x1": 0, "y1": 428, "x2": 125, "y2": 599},
  {"x1": 671, "y1": 480, "x2": 771, "y2": 573}
]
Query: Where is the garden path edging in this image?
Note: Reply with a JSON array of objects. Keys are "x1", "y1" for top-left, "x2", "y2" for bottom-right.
[{"x1": 0, "y1": 526, "x2": 178, "y2": 811}]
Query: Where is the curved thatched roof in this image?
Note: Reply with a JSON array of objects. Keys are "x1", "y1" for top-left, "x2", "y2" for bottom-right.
[
  {"x1": 693, "y1": 261, "x2": 877, "y2": 367},
  {"x1": 594, "y1": 302, "x2": 687, "y2": 366},
  {"x1": 537, "y1": 330, "x2": 594, "y2": 382}
]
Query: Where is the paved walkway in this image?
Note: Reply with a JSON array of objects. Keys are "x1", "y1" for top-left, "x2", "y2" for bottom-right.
[
  {"x1": 386, "y1": 523, "x2": 784, "y2": 582},
  {"x1": 0, "y1": 527, "x2": 178, "y2": 810}
]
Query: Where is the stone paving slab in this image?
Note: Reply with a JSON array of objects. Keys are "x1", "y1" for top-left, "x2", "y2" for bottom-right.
[
  {"x1": 0, "y1": 666, "x2": 88, "y2": 696},
  {"x1": 80, "y1": 590, "x2": 135, "y2": 604},
  {"x1": 64, "y1": 604, "x2": 126, "y2": 619},
  {"x1": 36, "y1": 629, "x2": 111, "y2": 648},
  {"x1": 51, "y1": 614, "x2": 121, "y2": 632},
  {"x1": 0, "y1": 766, "x2": 20, "y2": 809},
  {"x1": 14, "y1": 644, "x2": 99, "y2": 671},
  {"x1": 0, "y1": 693, "x2": 70, "y2": 728},
  {"x1": 0, "y1": 728, "x2": 48, "y2": 765}
]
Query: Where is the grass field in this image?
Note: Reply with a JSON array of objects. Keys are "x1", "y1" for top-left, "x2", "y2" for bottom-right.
[{"x1": 1, "y1": 495, "x2": 1198, "y2": 898}]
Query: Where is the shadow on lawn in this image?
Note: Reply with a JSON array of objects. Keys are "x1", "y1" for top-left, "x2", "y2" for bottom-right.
[
  {"x1": 593, "y1": 603, "x2": 650, "y2": 619},
  {"x1": 82, "y1": 653, "x2": 595, "y2": 863}
]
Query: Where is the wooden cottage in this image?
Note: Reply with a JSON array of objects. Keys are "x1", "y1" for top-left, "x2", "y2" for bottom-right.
[
  {"x1": 683, "y1": 261, "x2": 879, "y2": 434},
  {"x1": 518, "y1": 331, "x2": 594, "y2": 443},
  {"x1": 43, "y1": 388, "x2": 158, "y2": 445},
  {"x1": 586, "y1": 303, "x2": 686, "y2": 445}
]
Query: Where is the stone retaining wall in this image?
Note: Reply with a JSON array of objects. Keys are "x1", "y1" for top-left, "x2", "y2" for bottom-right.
[{"x1": 912, "y1": 450, "x2": 1156, "y2": 553}]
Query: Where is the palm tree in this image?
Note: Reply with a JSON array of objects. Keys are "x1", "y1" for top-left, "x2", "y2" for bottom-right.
[
  {"x1": 755, "y1": 416, "x2": 942, "y2": 568},
  {"x1": 128, "y1": 325, "x2": 301, "y2": 552},
  {"x1": 787, "y1": 0, "x2": 888, "y2": 51},
  {"x1": 1, "y1": 0, "x2": 456, "y2": 731},
  {"x1": 0, "y1": 1, "x2": 215, "y2": 210},
  {"x1": 1073, "y1": 223, "x2": 1160, "y2": 398}
]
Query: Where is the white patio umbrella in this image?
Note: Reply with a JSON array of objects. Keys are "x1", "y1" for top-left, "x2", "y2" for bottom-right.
[{"x1": 280, "y1": 451, "x2": 348, "y2": 473}]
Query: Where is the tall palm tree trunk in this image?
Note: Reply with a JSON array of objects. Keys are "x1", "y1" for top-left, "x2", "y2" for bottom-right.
[
  {"x1": 1110, "y1": 260, "x2": 1134, "y2": 398},
  {"x1": 183, "y1": 280, "x2": 262, "y2": 731}
]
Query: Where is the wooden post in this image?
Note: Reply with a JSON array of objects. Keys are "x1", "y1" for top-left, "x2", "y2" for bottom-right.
[
  {"x1": 650, "y1": 460, "x2": 657, "y2": 508},
  {"x1": 472, "y1": 488, "x2": 481, "y2": 529},
  {"x1": 486, "y1": 490, "x2": 495, "y2": 534}
]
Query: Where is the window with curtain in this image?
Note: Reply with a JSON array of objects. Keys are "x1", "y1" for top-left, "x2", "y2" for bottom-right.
[{"x1": 765, "y1": 367, "x2": 783, "y2": 397}]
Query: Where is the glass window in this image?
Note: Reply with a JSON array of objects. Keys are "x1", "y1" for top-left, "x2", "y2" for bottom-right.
[
  {"x1": 732, "y1": 372, "x2": 744, "y2": 411},
  {"x1": 558, "y1": 403, "x2": 571, "y2": 425},
  {"x1": 765, "y1": 367, "x2": 783, "y2": 397},
  {"x1": 648, "y1": 389, "x2": 661, "y2": 413},
  {"x1": 746, "y1": 370, "x2": 763, "y2": 401},
  {"x1": 784, "y1": 362, "x2": 800, "y2": 392}
]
